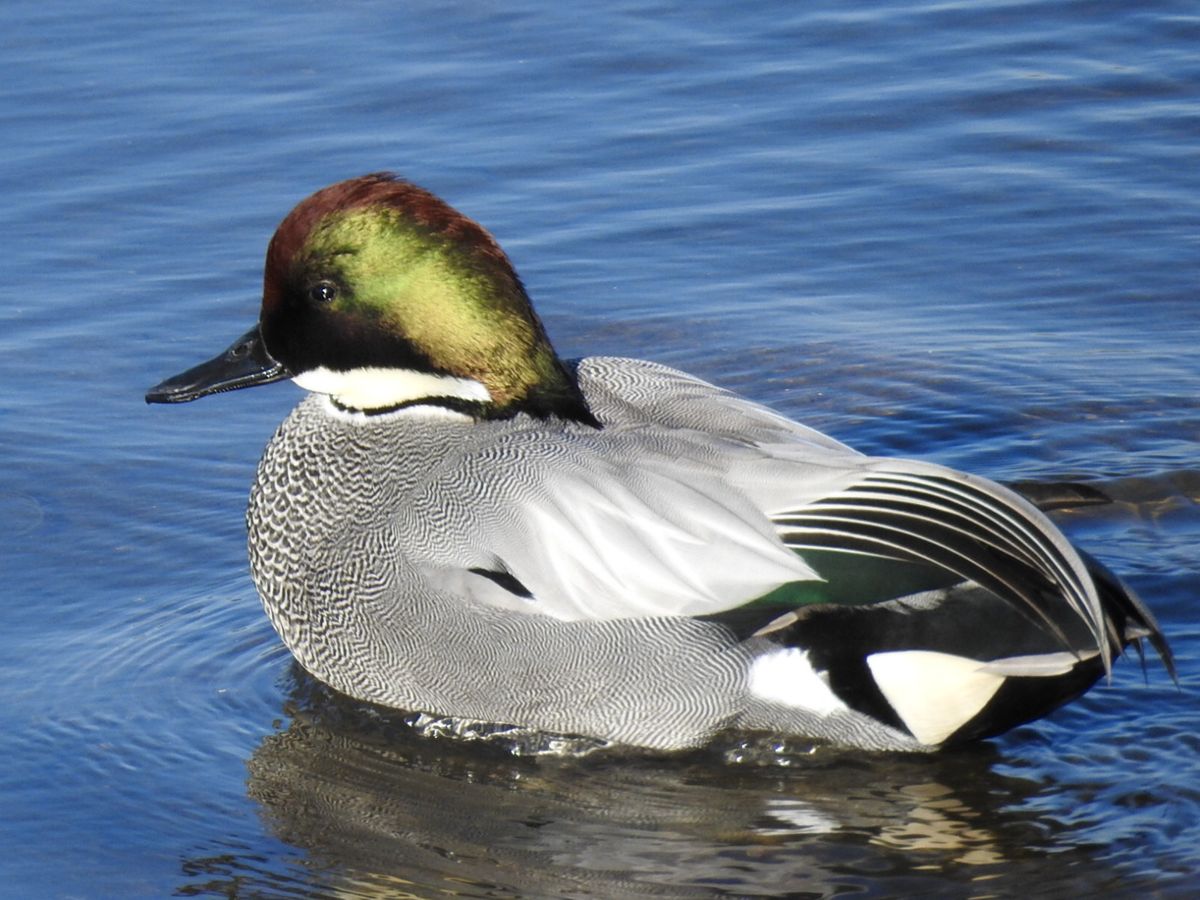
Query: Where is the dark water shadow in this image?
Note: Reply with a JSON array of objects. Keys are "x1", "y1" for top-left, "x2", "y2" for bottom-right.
[{"x1": 175, "y1": 668, "x2": 1171, "y2": 899}]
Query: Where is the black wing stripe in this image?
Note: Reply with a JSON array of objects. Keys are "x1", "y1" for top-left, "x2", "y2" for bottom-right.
[
  {"x1": 857, "y1": 473, "x2": 1097, "y2": 632},
  {"x1": 771, "y1": 467, "x2": 1108, "y2": 669},
  {"x1": 848, "y1": 472, "x2": 1097, "y2": 634},
  {"x1": 831, "y1": 484, "x2": 1094, "y2": 630},
  {"x1": 779, "y1": 495, "x2": 1038, "y2": 572},
  {"x1": 778, "y1": 520, "x2": 1074, "y2": 650},
  {"x1": 844, "y1": 483, "x2": 1051, "y2": 574},
  {"x1": 861, "y1": 475, "x2": 1082, "y2": 593}
]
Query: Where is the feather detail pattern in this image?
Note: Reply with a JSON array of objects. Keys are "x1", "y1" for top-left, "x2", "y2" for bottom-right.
[{"x1": 243, "y1": 356, "x2": 1170, "y2": 750}]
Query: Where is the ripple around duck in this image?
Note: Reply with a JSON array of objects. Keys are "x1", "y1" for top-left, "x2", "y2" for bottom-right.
[
  {"x1": 55, "y1": 580, "x2": 283, "y2": 717},
  {"x1": 1, "y1": 575, "x2": 298, "y2": 896},
  {"x1": 164, "y1": 660, "x2": 1187, "y2": 899},
  {"x1": 0, "y1": 490, "x2": 45, "y2": 538}
]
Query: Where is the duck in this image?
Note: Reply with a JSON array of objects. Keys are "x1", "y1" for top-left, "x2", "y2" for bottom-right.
[{"x1": 146, "y1": 173, "x2": 1173, "y2": 752}]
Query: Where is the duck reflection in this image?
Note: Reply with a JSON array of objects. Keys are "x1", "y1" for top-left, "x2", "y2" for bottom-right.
[{"x1": 222, "y1": 668, "x2": 1113, "y2": 897}]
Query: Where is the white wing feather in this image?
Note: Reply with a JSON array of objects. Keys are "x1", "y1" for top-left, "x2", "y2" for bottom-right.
[
  {"x1": 401, "y1": 356, "x2": 1110, "y2": 665},
  {"x1": 403, "y1": 424, "x2": 823, "y2": 621}
]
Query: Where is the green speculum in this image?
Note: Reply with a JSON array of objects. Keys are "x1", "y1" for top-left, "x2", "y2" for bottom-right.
[{"x1": 753, "y1": 549, "x2": 958, "y2": 609}]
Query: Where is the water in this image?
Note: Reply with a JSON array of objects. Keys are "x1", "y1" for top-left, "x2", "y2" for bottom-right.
[{"x1": 2, "y1": 1, "x2": 1197, "y2": 896}]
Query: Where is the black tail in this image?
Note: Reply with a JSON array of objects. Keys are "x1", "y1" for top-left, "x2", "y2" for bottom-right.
[
  {"x1": 767, "y1": 559, "x2": 1173, "y2": 747},
  {"x1": 1078, "y1": 549, "x2": 1176, "y2": 683}
]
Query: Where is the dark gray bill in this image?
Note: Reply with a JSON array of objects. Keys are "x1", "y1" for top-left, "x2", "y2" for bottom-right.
[{"x1": 145, "y1": 325, "x2": 290, "y2": 404}]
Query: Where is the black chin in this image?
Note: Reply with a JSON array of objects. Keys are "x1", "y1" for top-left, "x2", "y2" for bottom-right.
[{"x1": 145, "y1": 325, "x2": 290, "y2": 403}]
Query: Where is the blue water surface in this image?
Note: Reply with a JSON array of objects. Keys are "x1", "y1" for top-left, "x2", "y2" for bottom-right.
[{"x1": 2, "y1": 1, "x2": 1198, "y2": 897}]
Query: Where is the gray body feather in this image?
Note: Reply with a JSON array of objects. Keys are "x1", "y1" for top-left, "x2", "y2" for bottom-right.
[{"x1": 245, "y1": 357, "x2": 1122, "y2": 750}]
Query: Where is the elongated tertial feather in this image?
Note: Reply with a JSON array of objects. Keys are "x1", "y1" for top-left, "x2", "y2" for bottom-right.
[{"x1": 770, "y1": 460, "x2": 1111, "y2": 671}]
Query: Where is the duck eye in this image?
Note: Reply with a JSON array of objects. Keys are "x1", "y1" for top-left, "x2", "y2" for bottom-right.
[{"x1": 308, "y1": 280, "x2": 339, "y2": 304}]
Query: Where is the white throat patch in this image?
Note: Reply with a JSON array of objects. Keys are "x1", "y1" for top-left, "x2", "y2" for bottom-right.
[{"x1": 292, "y1": 366, "x2": 492, "y2": 411}]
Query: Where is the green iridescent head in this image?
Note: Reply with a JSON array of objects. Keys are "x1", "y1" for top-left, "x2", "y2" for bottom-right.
[{"x1": 147, "y1": 173, "x2": 597, "y2": 424}]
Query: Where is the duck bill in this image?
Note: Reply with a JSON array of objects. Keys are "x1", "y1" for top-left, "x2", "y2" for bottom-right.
[{"x1": 145, "y1": 324, "x2": 290, "y2": 404}]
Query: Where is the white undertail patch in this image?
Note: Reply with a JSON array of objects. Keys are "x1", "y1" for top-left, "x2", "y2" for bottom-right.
[
  {"x1": 294, "y1": 366, "x2": 491, "y2": 411},
  {"x1": 748, "y1": 648, "x2": 847, "y2": 716},
  {"x1": 867, "y1": 650, "x2": 1005, "y2": 746}
]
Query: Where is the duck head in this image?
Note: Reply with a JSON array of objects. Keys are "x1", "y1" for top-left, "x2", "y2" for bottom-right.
[{"x1": 146, "y1": 173, "x2": 597, "y2": 424}]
